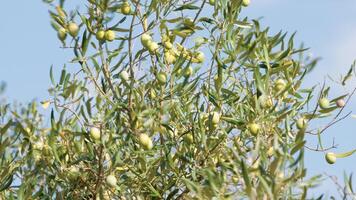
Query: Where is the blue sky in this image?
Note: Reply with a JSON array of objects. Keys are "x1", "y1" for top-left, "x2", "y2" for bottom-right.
[{"x1": 0, "y1": 0, "x2": 355, "y2": 197}]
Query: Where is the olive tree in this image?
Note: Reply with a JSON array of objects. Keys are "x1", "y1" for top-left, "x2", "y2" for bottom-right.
[{"x1": 0, "y1": 0, "x2": 356, "y2": 199}]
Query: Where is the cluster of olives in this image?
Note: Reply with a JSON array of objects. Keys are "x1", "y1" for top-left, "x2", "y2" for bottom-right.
[
  {"x1": 90, "y1": 127, "x2": 153, "y2": 150},
  {"x1": 57, "y1": 2, "x2": 132, "y2": 43},
  {"x1": 57, "y1": 22, "x2": 79, "y2": 41},
  {"x1": 198, "y1": 111, "x2": 221, "y2": 132},
  {"x1": 140, "y1": 33, "x2": 159, "y2": 54},
  {"x1": 176, "y1": 44, "x2": 205, "y2": 64},
  {"x1": 88, "y1": 125, "x2": 151, "y2": 190},
  {"x1": 140, "y1": 33, "x2": 204, "y2": 86},
  {"x1": 162, "y1": 34, "x2": 176, "y2": 64},
  {"x1": 96, "y1": 29, "x2": 116, "y2": 42},
  {"x1": 246, "y1": 78, "x2": 288, "y2": 135},
  {"x1": 319, "y1": 97, "x2": 345, "y2": 109}
]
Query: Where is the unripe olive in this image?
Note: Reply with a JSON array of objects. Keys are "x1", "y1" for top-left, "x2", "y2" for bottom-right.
[
  {"x1": 232, "y1": 176, "x2": 239, "y2": 184},
  {"x1": 149, "y1": 89, "x2": 157, "y2": 99},
  {"x1": 156, "y1": 71, "x2": 167, "y2": 85},
  {"x1": 210, "y1": 111, "x2": 220, "y2": 125},
  {"x1": 96, "y1": 30, "x2": 105, "y2": 41},
  {"x1": 195, "y1": 51, "x2": 205, "y2": 63},
  {"x1": 319, "y1": 98, "x2": 330, "y2": 109},
  {"x1": 325, "y1": 152, "x2": 336, "y2": 164},
  {"x1": 106, "y1": 175, "x2": 117, "y2": 187},
  {"x1": 164, "y1": 41, "x2": 173, "y2": 49},
  {"x1": 141, "y1": 33, "x2": 152, "y2": 47},
  {"x1": 336, "y1": 99, "x2": 345, "y2": 108},
  {"x1": 147, "y1": 41, "x2": 159, "y2": 54},
  {"x1": 242, "y1": 0, "x2": 250, "y2": 7},
  {"x1": 184, "y1": 66, "x2": 193, "y2": 77},
  {"x1": 274, "y1": 79, "x2": 286, "y2": 92},
  {"x1": 119, "y1": 70, "x2": 129, "y2": 81},
  {"x1": 184, "y1": 133, "x2": 194, "y2": 144},
  {"x1": 296, "y1": 117, "x2": 307, "y2": 130},
  {"x1": 164, "y1": 52, "x2": 176, "y2": 64},
  {"x1": 260, "y1": 96, "x2": 273, "y2": 109},
  {"x1": 121, "y1": 2, "x2": 131, "y2": 15},
  {"x1": 90, "y1": 127, "x2": 101, "y2": 141},
  {"x1": 209, "y1": 0, "x2": 215, "y2": 5},
  {"x1": 68, "y1": 166, "x2": 80, "y2": 180},
  {"x1": 57, "y1": 27, "x2": 67, "y2": 41},
  {"x1": 105, "y1": 30, "x2": 116, "y2": 42},
  {"x1": 138, "y1": 134, "x2": 153, "y2": 150},
  {"x1": 25, "y1": 127, "x2": 31, "y2": 134},
  {"x1": 248, "y1": 123, "x2": 260, "y2": 135},
  {"x1": 168, "y1": 128, "x2": 178, "y2": 138},
  {"x1": 67, "y1": 22, "x2": 79, "y2": 37}
]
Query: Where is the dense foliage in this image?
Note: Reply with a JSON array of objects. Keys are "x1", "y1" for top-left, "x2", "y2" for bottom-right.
[{"x1": 0, "y1": 0, "x2": 355, "y2": 199}]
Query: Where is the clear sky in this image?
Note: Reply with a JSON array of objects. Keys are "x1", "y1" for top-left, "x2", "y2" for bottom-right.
[{"x1": 0, "y1": 0, "x2": 355, "y2": 197}]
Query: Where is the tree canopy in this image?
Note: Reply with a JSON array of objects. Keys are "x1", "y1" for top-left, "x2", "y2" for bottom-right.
[{"x1": 0, "y1": 0, "x2": 355, "y2": 199}]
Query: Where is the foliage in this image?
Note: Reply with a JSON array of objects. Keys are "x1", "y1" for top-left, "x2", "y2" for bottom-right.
[{"x1": 1, "y1": 0, "x2": 356, "y2": 199}]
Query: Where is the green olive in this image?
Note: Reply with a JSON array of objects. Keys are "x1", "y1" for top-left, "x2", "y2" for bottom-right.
[
  {"x1": 105, "y1": 30, "x2": 116, "y2": 42},
  {"x1": 68, "y1": 166, "x2": 80, "y2": 180},
  {"x1": 90, "y1": 127, "x2": 101, "y2": 141},
  {"x1": 121, "y1": 2, "x2": 131, "y2": 15},
  {"x1": 57, "y1": 27, "x2": 67, "y2": 41},
  {"x1": 164, "y1": 41, "x2": 173, "y2": 49},
  {"x1": 319, "y1": 98, "x2": 330, "y2": 109},
  {"x1": 147, "y1": 41, "x2": 159, "y2": 54},
  {"x1": 164, "y1": 52, "x2": 176, "y2": 64},
  {"x1": 274, "y1": 79, "x2": 286, "y2": 92},
  {"x1": 296, "y1": 118, "x2": 307, "y2": 130},
  {"x1": 150, "y1": 89, "x2": 157, "y2": 99},
  {"x1": 96, "y1": 30, "x2": 105, "y2": 41},
  {"x1": 67, "y1": 22, "x2": 79, "y2": 37},
  {"x1": 138, "y1": 134, "x2": 153, "y2": 150},
  {"x1": 242, "y1": 0, "x2": 250, "y2": 7},
  {"x1": 141, "y1": 33, "x2": 152, "y2": 47},
  {"x1": 248, "y1": 123, "x2": 260, "y2": 135},
  {"x1": 210, "y1": 111, "x2": 221, "y2": 125},
  {"x1": 106, "y1": 175, "x2": 117, "y2": 187},
  {"x1": 156, "y1": 71, "x2": 167, "y2": 85},
  {"x1": 260, "y1": 95, "x2": 273, "y2": 109},
  {"x1": 325, "y1": 152, "x2": 336, "y2": 164},
  {"x1": 184, "y1": 133, "x2": 194, "y2": 144}
]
